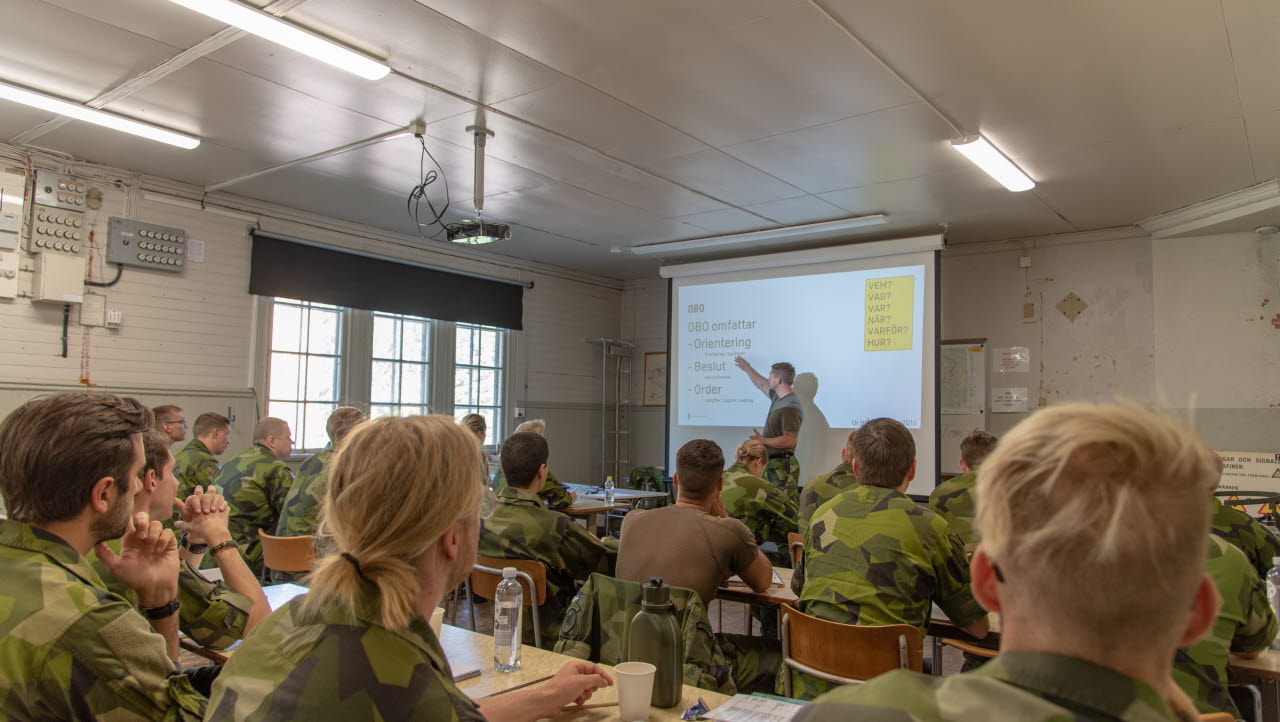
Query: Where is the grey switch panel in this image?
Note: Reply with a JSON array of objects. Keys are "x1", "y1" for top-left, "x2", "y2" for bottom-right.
[{"x1": 107, "y1": 217, "x2": 187, "y2": 273}]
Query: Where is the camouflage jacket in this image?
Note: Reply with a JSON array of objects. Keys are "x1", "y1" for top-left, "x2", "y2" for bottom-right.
[
  {"x1": 1211, "y1": 496, "x2": 1280, "y2": 577},
  {"x1": 478, "y1": 486, "x2": 610, "y2": 648},
  {"x1": 555, "y1": 572, "x2": 736, "y2": 695},
  {"x1": 275, "y1": 448, "x2": 333, "y2": 538},
  {"x1": 0, "y1": 520, "x2": 206, "y2": 720},
  {"x1": 796, "y1": 652, "x2": 1190, "y2": 721},
  {"x1": 88, "y1": 539, "x2": 253, "y2": 651},
  {"x1": 207, "y1": 585, "x2": 484, "y2": 721},
  {"x1": 1173, "y1": 535, "x2": 1277, "y2": 718},
  {"x1": 721, "y1": 463, "x2": 799, "y2": 550},
  {"x1": 212, "y1": 444, "x2": 294, "y2": 576},
  {"x1": 764, "y1": 456, "x2": 801, "y2": 502},
  {"x1": 493, "y1": 469, "x2": 574, "y2": 510},
  {"x1": 798, "y1": 462, "x2": 858, "y2": 535},
  {"x1": 173, "y1": 438, "x2": 220, "y2": 500},
  {"x1": 928, "y1": 470, "x2": 979, "y2": 554}
]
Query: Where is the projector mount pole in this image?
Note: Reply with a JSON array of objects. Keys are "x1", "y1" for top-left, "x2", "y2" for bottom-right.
[{"x1": 465, "y1": 125, "x2": 495, "y2": 219}]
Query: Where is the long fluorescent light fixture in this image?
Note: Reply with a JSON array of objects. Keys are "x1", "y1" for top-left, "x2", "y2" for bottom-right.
[
  {"x1": 628, "y1": 214, "x2": 888, "y2": 255},
  {"x1": 951, "y1": 135, "x2": 1034, "y2": 192},
  {"x1": 0, "y1": 80, "x2": 200, "y2": 149},
  {"x1": 166, "y1": 0, "x2": 391, "y2": 80}
]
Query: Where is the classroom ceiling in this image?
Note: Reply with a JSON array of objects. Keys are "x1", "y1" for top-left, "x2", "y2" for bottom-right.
[{"x1": 1, "y1": 0, "x2": 1276, "y2": 279}]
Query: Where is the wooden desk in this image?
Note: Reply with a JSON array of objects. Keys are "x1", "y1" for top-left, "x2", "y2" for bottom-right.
[
  {"x1": 564, "y1": 499, "x2": 631, "y2": 534},
  {"x1": 717, "y1": 567, "x2": 797, "y2": 606},
  {"x1": 1229, "y1": 649, "x2": 1280, "y2": 682},
  {"x1": 576, "y1": 488, "x2": 671, "y2": 502}
]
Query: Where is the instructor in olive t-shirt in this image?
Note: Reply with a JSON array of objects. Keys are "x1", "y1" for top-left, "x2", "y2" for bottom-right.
[{"x1": 734, "y1": 357, "x2": 803, "y2": 501}]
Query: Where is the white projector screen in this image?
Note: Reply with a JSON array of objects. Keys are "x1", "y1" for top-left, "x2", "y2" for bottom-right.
[{"x1": 662, "y1": 236, "x2": 941, "y2": 497}]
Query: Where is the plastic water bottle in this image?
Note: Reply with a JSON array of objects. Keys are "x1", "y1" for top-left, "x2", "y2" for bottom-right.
[
  {"x1": 493, "y1": 567, "x2": 523, "y2": 671},
  {"x1": 1268, "y1": 558, "x2": 1280, "y2": 651},
  {"x1": 604, "y1": 475, "x2": 615, "y2": 504}
]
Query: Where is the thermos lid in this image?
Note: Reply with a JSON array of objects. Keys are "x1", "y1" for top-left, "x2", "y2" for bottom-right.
[{"x1": 642, "y1": 577, "x2": 673, "y2": 609}]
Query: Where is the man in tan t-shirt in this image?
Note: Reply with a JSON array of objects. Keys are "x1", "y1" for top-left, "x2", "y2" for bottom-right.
[{"x1": 616, "y1": 439, "x2": 780, "y2": 692}]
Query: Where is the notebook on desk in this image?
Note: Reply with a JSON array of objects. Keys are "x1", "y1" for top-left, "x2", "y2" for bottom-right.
[{"x1": 724, "y1": 570, "x2": 785, "y2": 587}]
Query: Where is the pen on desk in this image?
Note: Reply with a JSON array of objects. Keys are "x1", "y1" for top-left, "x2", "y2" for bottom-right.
[{"x1": 481, "y1": 675, "x2": 554, "y2": 697}]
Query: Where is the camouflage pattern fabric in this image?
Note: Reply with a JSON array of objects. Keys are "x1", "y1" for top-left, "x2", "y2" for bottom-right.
[
  {"x1": 0, "y1": 519, "x2": 206, "y2": 720},
  {"x1": 478, "y1": 485, "x2": 611, "y2": 649},
  {"x1": 89, "y1": 539, "x2": 253, "y2": 651},
  {"x1": 492, "y1": 469, "x2": 574, "y2": 510},
  {"x1": 628, "y1": 466, "x2": 670, "y2": 509},
  {"x1": 795, "y1": 651, "x2": 1186, "y2": 721},
  {"x1": 798, "y1": 462, "x2": 858, "y2": 536},
  {"x1": 1173, "y1": 535, "x2": 1277, "y2": 718},
  {"x1": 1212, "y1": 496, "x2": 1280, "y2": 577},
  {"x1": 555, "y1": 572, "x2": 737, "y2": 695},
  {"x1": 207, "y1": 586, "x2": 485, "y2": 721},
  {"x1": 721, "y1": 462, "x2": 799, "y2": 569},
  {"x1": 211, "y1": 443, "x2": 294, "y2": 576},
  {"x1": 764, "y1": 456, "x2": 801, "y2": 504},
  {"x1": 789, "y1": 484, "x2": 984, "y2": 699},
  {"x1": 275, "y1": 448, "x2": 332, "y2": 539},
  {"x1": 928, "y1": 469, "x2": 979, "y2": 554},
  {"x1": 173, "y1": 438, "x2": 220, "y2": 501}
]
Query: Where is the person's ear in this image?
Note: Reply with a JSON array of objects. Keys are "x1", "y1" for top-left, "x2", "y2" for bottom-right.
[
  {"x1": 672, "y1": 474, "x2": 679, "y2": 488},
  {"x1": 906, "y1": 460, "x2": 917, "y2": 483},
  {"x1": 852, "y1": 459, "x2": 860, "y2": 477},
  {"x1": 1178, "y1": 575, "x2": 1221, "y2": 648},
  {"x1": 970, "y1": 547, "x2": 1003, "y2": 614},
  {"x1": 717, "y1": 474, "x2": 724, "y2": 492},
  {"x1": 89, "y1": 476, "x2": 118, "y2": 514},
  {"x1": 959, "y1": 459, "x2": 969, "y2": 473},
  {"x1": 141, "y1": 469, "x2": 159, "y2": 494},
  {"x1": 439, "y1": 519, "x2": 463, "y2": 562}
]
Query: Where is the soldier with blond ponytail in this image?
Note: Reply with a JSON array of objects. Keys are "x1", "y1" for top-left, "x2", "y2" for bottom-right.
[{"x1": 209, "y1": 415, "x2": 614, "y2": 721}]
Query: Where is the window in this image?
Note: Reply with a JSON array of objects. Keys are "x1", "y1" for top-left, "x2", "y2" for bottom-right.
[
  {"x1": 370, "y1": 312, "x2": 432, "y2": 418},
  {"x1": 454, "y1": 323, "x2": 505, "y2": 446},
  {"x1": 267, "y1": 299, "x2": 343, "y2": 451}
]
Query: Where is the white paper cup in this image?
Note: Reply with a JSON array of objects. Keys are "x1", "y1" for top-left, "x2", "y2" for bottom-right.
[
  {"x1": 614, "y1": 661, "x2": 656, "y2": 721},
  {"x1": 429, "y1": 607, "x2": 445, "y2": 637}
]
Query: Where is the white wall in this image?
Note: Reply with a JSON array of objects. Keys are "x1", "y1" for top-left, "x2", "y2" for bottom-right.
[{"x1": 621, "y1": 277, "x2": 669, "y2": 471}]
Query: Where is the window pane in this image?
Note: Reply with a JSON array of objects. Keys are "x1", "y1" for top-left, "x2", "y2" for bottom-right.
[
  {"x1": 370, "y1": 405, "x2": 396, "y2": 419},
  {"x1": 456, "y1": 326, "x2": 473, "y2": 365},
  {"x1": 373, "y1": 315, "x2": 398, "y2": 359},
  {"x1": 400, "y1": 363, "x2": 424, "y2": 405},
  {"x1": 303, "y1": 403, "x2": 334, "y2": 449},
  {"x1": 268, "y1": 401, "x2": 299, "y2": 440},
  {"x1": 478, "y1": 369, "x2": 498, "y2": 406},
  {"x1": 272, "y1": 304, "x2": 302, "y2": 352},
  {"x1": 455, "y1": 367, "x2": 475, "y2": 405},
  {"x1": 479, "y1": 329, "x2": 499, "y2": 367},
  {"x1": 308, "y1": 310, "x2": 341, "y2": 355},
  {"x1": 270, "y1": 353, "x2": 302, "y2": 401},
  {"x1": 403, "y1": 321, "x2": 428, "y2": 362},
  {"x1": 305, "y1": 356, "x2": 338, "y2": 400},
  {"x1": 372, "y1": 360, "x2": 396, "y2": 403}
]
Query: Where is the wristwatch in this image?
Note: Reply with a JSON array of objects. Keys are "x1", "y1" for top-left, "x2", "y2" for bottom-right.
[
  {"x1": 179, "y1": 533, "x2": 209, "y2": 555},
  {"x1": 209, "y1": 539, "x2": 239, "y2": 556},
  {"x1": 140, "y1": 599, "x2": 180, "y2": 620}
]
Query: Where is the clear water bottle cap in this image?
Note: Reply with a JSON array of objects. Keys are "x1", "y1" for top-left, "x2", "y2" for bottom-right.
[{"x1": 502, "y1": 567, "x2": 517, "y2": 578}]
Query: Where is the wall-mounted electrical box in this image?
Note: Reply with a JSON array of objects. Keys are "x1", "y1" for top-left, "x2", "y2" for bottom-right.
[
  {"x1": 0, "y1": 211, "x2": 18, "y2": 251},
  {"x1": 32, "y1": 252, "x2": 85, "y2": 304},
  {"x1": 107, "y1": 217, "x2": 187, "y2": 273},
  {"x1": 33, "y1": 170, "x2": 88, "y2": 210},
  {"x1": 0, "y1": 250, "x2": 18, "y2": 299},
  {"x1": 28, "y1": 170, "x2": 86, "y2": 256}
]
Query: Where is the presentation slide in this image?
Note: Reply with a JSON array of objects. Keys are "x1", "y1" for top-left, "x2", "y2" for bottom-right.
[{"x1": 676, "y1": 265, "x2": 925, "y2": 430}]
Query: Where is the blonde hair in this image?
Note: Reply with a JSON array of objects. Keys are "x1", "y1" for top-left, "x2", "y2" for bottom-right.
[
  {"x1": 977, "y1": 402, "x2": 1216, "y2": 647},
  {"x1": 514, "y1": 418, "x2": 545, "y2": 436},
  {"x1": 735, "y1": 439, "x2": 768, "y2": 465},
  {"x1": 460, "y1": 413, "x2": 487, "y2": 438},
  {"x1": 304, "y1": 415, "x2": 484, "y2": 631}
]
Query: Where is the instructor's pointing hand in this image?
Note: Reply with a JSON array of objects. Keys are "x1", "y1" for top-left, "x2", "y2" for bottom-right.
[{"x1": 734, "y1": 356, "x2": 751, "y2": 371}]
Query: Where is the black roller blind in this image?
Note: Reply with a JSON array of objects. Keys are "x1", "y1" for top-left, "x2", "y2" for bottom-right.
[{"x1": 249, "y1": 232, "x2": 524, "y2": 330}]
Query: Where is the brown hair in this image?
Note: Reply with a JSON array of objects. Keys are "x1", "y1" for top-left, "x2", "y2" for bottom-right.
[
  {"x1": 305, "y1": 415, "x2": 484, "y2": 631},
  {"x1": 252, "y1": 417, "x2": 288, "y2": 444},
  {"x1": 141, "y1": 428, "x2": 174, "y2": 477},
  {"x1": 0, "y1": 393, "x2": 152, "y2": 524},
  {"x1": 501, "y1": 432, "x2": 549, "y2": 488},
  {"x1": 192, "y1": 412, "x2": 230, "y2": 438},
  {"x1": 676, "y1": 439, "x2": 724, "y2": 501},
  {"x1": 326, "y1": 406, "x2": 367, "y2": 446},
  {"x1": 770, "y1": 362, "x2": 796, "y2": 386},
  {"x1": 152, "y1": 404, "x2": 183, "y2": 423},
  {"x1": 851, "y1": 418, "x2": 916, "y2": 488},
  {"x1": 960, "y1": 429, "x2": 998, "y2": 469}
]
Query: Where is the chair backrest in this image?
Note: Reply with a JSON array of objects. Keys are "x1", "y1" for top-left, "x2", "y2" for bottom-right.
[
  {"x1": 787, "y1": 532, "x2": 804, "y2": 566},
  {"x1": 1200, "y1": 714, "x2": 1234, "y2": 722},
  {"x1": 781, "y1": 603, "x2": 923, "y2": 684},
  {"x1": 471, "y1": 555, "x2": 548, "y2": 606},
  {"x1": 257, "y1": 530, "x2": 316, "y2": 573}
]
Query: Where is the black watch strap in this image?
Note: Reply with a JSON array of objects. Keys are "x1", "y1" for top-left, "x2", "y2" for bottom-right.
[
  {"x1": 140, "y1": 599, "x2": 180, "y2": 620},
  {"x1": 179, "y1": 533, "x2": 209, "y2": 555}
]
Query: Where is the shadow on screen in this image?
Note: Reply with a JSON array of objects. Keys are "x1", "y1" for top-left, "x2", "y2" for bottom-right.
[{"x1": 793, "y1": 372, "x2": 832, "y2": 482}]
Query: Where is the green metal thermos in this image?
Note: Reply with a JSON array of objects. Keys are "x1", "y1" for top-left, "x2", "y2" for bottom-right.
[{"x1": 627, "y1": 577, "x2": 684, "y2": 708}]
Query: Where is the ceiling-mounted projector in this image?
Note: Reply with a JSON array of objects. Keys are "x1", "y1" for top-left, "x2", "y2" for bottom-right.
[{"x1": 448, "y1": 220, "x2": 511, "y2": 245}]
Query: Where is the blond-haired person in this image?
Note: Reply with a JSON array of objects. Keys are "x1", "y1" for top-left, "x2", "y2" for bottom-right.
[
  {"x1": 460, "y1": 413, "x2": 488, "y2": 444},
  {"x1": 797, "y1": 403, "x2": 1222, "y2": 721},
  {"x1": 208, "y1": 415, "x2": 612, "y2": 721},
  {"x1": 721, "y1": 439, "x2": 798, "y2": 569}
]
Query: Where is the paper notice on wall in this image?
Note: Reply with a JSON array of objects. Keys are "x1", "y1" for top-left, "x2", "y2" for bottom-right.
[
  {"x1": 993, "y1": 347, "x2": 1030, "y2": 373},
  {"x1": 1216, "y1": 451, "x2": 1280, "y2": 496},
  {"x1": 991, "y1": 387, "x2": 1029, "y2": 413}
]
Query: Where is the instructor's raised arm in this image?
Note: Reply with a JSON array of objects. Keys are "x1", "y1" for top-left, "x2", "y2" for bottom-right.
[{"x1": 735, "y1": 356, "x2": 771, "y2": 396}]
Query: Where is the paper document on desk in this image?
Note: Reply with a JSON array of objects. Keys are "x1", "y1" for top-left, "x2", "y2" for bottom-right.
[
  {"x1": 450, "y1": 662, "x2": 482, "y2": 683},
  {"x1": 725, "y1": 570, "x2": 785, "y2": 587},
  {"x1": 706, "y1": 693, "x2": 805, "y2": 721}
]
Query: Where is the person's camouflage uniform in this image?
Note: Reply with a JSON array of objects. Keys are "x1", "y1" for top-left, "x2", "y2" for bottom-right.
[
  {"x1": 1173, "y1": 535, "x2": 1277, "y2": 718},
  {"x1": 627, "y1": 466, "x2": 670, "y2": 509},
  {"x1": 794, "y1": 652, "x2": 1190, "y2": 721},
  {"x1": 173, "y1": 438, "x2": 221, "y2": 501},
  {"x1": 928, "y1": 469, "x2": 979, "y2": 554},
  {"x1": 557, "y1": 572, "x2": 781, "y2": 695},
  {"x1": 88, "y1": 539, "x2": 253, "y2": 651},
  {"x1": 798, "y1": 462, "x2": 858, "y2": 535},
  {"x1": 764, "y1": 456, "x2": 801, "y2": 503},
  {"x1": 275, "y1": 447, "x2": 332, "y2": 539},
  {"x1": 212, "y1": 443, "x2": 294, "y2": 576},
  {"x1": 0, "y1": 519, "x2": 206, "y2": 720},
  {"x1": 721, "y1": 462, "x2": 798, "y2": 569},
  {"x1": 492, "y1": 469, "x2": 574, "y2": 510},
  {"x1": 207, "y1": 586, "x2": 485, "y2": 720},
  {"x1": 1212, "y1": 496, "x2": 1280, "y2": 577},
  {"x1": 790, "y1": 484, "x2": 984, "y2": 699}
]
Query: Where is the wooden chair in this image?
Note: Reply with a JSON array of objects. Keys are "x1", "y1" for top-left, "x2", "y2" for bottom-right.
[
  {"x1": 939, "y1": 637, "x2": 998, "y2": 659},
  {"x1": 787, "y1": 532, "x2": 804, "y2": 567},
  {"x1": 779, "y1": 603, "x2": 923, "y2": 697},
  {"x1": 257, "y1": 530, "x2": 316, "y2": 574},
  {"x1": 467, "y1": 556, "x2": 549, "y2": 648},
  {"x1": 1199, "y1": 714, "x2": 1234, "y2": 722}
]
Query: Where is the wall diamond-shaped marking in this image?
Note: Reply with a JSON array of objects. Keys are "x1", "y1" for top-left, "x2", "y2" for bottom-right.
[{"x1": 1056, "y1": 292, "x2": 1088, "y2": 322}]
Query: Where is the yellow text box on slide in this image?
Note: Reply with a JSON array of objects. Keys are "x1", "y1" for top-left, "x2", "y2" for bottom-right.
[{"x1": 864, "y1": 276, "x2": 914, "y2": 351}]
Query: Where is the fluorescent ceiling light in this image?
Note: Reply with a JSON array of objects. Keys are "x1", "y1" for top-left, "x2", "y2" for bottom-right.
[
  {"x1": 951, "y1": 135, "x2": 1034, "y2": 192},
  {"x1": 0, "y1": 81, "x2": 200, "y2": 149},
  {"x1": 628, "y1": 215, "x2": 888, "y2": 255},
  {"x1": 167, "y1": 0, "x2": 390, "y2": 80}
]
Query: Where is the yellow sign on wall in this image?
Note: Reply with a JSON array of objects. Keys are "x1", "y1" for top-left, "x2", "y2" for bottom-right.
[{"x1": 864, "y1": 275, "x2": 914, "y2": 351}]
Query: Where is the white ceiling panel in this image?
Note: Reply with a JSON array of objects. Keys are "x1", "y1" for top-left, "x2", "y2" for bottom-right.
[
  {"x1": 40, "y1": 0, "x2": 228, "y2": 51},
  {"x1": 25, "y1": 127, "x2": 263, "y2": 188},
  {"x1": 679, "y1": 208, "x2": 778, "y2": 236},
  {"x1": 1247, "y1": 110, "x2": 1280, "y2": 182},
  {"x1": 1221, "y1": 0, "x2": 1280, "y2": 115},
  {"x1": 643, "y1": 149, "x2": 807, "y2": 208},
  {"x1": 469, "y1": 182, "x2": 666, "y2": 245},
  {"x1": 745, "y1": 195, "x2": 852, "y2": 226}
]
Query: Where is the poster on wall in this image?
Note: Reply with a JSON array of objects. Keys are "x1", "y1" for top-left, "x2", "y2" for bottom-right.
[
  {"x1": 643, "y1": 352, "x2": 667, "y2": 407},
  {"x1": 1216, "y1": 451, "x2": 1280, "y2": 515},
  {"x1": 993, "y1": 347, "x2": 1031, "y2": 373}
]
